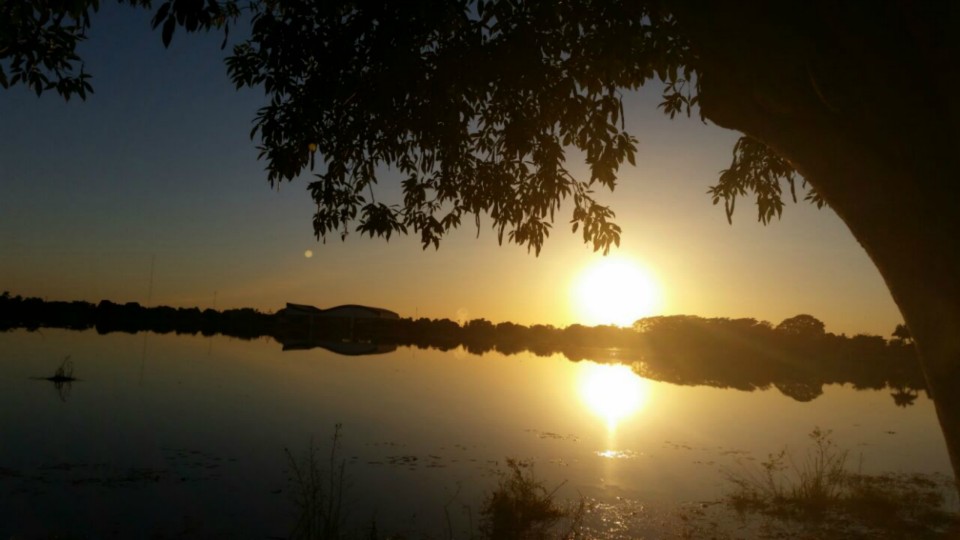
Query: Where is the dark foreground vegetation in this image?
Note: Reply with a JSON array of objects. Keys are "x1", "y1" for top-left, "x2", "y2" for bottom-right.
[
  {"x1": 285, "y1": 426, "x2": 957, "y2": 540},
  {"x1": 1, "y1": 292, "x2": 924, "y2": 405},
  {"x1": 285, "y1": 425, "x2": 584, "y2": 540},
  {"x1": 722, "y1": 428, "x2": 959, "y2": 539}
]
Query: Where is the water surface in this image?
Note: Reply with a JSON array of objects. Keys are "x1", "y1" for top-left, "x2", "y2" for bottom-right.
[{"x1": 0, "y1": 329, "x2": 952, "y2": 538}]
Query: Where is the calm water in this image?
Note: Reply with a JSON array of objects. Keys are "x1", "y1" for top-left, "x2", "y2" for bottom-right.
[{"x1": 0, "y1": 329, "x2": 954, "y2": 538}]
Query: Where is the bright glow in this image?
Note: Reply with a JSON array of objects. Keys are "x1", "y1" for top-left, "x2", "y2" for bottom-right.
[
  {"x1": 304, "y1": 250, "x2": 313, "y2": 258},
  {"x1": 595, "y1": 449, "x2": 639, "y2": 459},
  {"x1": 575, "y1": 257, "x2": 662, "y2": 327},
  {"x1": 580, "y1": 363, "x2": 650, "y2": 431}
]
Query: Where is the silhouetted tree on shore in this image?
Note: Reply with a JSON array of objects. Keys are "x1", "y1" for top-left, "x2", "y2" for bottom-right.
[
  {"x1": 892, "y1": 324, "x2": 913, "y2": 345},
  {"x1": 776, "y1": 314, "x2": 827, "y2": 338}
]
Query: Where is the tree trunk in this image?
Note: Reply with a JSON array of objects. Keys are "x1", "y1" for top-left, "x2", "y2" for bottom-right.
[{"x1": 670, "y1": 1, "x2": 960, "y2": 485}]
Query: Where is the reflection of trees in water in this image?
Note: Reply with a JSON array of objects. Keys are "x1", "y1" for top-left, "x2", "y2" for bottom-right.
[
  {"x1": 2, "y1": 295, "x2": 926, "y2": 405},
  {"x1": 587, "y1": 316, "x2": 924, "y2": 406},
  {"x1": 312, "y1": 314, "x2": 924, "y2": 407},
  {"x1": 774, "y1": 381, "x2": 823, "y2": 402},
  {"x1": 891, "y1": 387, "x2": 920, "y2": 408}
]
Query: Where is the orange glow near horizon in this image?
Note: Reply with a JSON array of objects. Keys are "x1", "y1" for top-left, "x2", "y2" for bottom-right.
[{"x1": 574, "y1": 256, "x2": 663, "y2": 327}]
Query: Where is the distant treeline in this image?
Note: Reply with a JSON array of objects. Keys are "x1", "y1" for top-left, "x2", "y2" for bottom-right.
[
  {"x1": 0, "y1": 293, "x2": 924, "y2": 405},
  {"x1": 0, "y1": 293, "x2": 274, "y2": 338}
]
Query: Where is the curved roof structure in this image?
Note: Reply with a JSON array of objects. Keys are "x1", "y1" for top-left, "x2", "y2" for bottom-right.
[{"x1": 280, "y1": 303, "x2": 399, "y2": 319}]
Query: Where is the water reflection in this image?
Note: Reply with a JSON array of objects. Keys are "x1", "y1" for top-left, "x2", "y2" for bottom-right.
[
  {"x1": 0, "y1": 329, "x2": 954, "y2": 538},
  {"x1": 579, "y1": 363, "x2": 649, "y2": 432}
]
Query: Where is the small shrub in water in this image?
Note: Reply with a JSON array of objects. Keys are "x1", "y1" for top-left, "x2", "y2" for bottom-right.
[
  {"x1": 726, "y1": 427, "x2": 847, "y2": 516},
  {"x1": 479, "y1": 458, "x2": 583, "y2": 540},
  {"x1": 724, "y1": 427, "x2": 959, "y2": 537},
  {"x1": 52, "y1": 355, "x2": 75, "y2": 380},
  {"x1": 791, "y1": 427, "x2": 849, "y2": 508},
  {"x1": 287, "y1": 424, "x2": 348, "y2": 540}
]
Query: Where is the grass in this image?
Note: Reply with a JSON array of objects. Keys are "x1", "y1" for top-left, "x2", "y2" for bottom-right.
[
  {"x1": 46, "y1": 355, "x2": 76, "y2": 382},
  {"x1": 726, "y1": 427, "x2": 848, "y2": 515},
  {"x1": 839, "y1": 472, "x2": 959, "y2": 537},
  {"x1": 287, "y1": 424, "x2": 953, "y2": 539},
  {"x1": 35, "y1": 354, "x2": 78, "y2": 402},
  {"x1": 285, "y1": 428, "x2": 584, "y2": 540},
  {"x1": 478, "y1": 458, "x2": 585, "y2": 540},
  {"x1": 286, "y1": 424, "x2": 348, "y2": 540},
  {"x1": 724, "y1": 427, "x2": 959, "y2": 538}
]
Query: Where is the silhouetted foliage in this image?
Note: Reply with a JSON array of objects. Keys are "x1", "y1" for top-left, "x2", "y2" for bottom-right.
[
  {"x1": 4, "y1": 0, "x2": 700, "y2": 255},
  {"x1": 726, "y1": 428, "x2": 960, "y2": 538},
  {"x1": 0, "y1": 294, "x2": 274, "y2": 340},
  {"x1": 10, "y1": 0, "x2": 960, "y2": 497},
  {"x1": 891, "y1": 387, "x2": 920, "y2": 408},
  {"x1": 41, "y1": 354, "x2": 77, "y2": 402},
  {"x1": 286, "y1": 425, "x2": 348, "y2": 540},
  {"x1": 892, "y1": 323, "x2": 913, "y2": 345},
  {"x1": 1, "y1": 294, "x2": 927, "y2": 407},
  {"x1": 480, "y1": 459, "x2": 583, "y2": 540},
  {"x1": 776, "y1": 314, "x2": 827, "y2": 338}
]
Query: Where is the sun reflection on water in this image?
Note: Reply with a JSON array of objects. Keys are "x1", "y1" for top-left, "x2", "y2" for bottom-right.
[
  {"x1": 580, "y1": 362, "x2": 650, "y2": 432},
  {"x1": 595, "y1": 449, "x2": 640, "y2": 459}
]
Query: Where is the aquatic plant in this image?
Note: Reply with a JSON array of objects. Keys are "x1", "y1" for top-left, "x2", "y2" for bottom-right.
[
  {"x1": 839, "y1": 472, "x2": 959, "y2": 537},
  {"x1": 48, "y1": 355, "x2": 75, "y2": 381},
  {"x1": 726, "y1": 427, "x2": 848, "y2": 515},
  {"x1": 479, "y1": 458, "x2": 584, "y2": 540},
  {"x1": 284, "y1": 427, "x2": 587, "y2": 540},
  {"x1": 724, "y1": 427, "x2": 959, "y2": 538},
  {"x1": 788, "y1": 427, "x2": 849, "y2": 507},
  {"x1": 38, "y1": 354, "x2": 77, "y2": 402},
  {"x1": 287, "y1": 424, "x2": 348, "y2": 540}
]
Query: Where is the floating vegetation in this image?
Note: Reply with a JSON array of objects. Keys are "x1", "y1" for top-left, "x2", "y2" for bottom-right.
[
  {"x1": 723, "y1": 427, "x2": 960, "y2": 538},
  {"x1": 525, "y1": 429, "x2": 580, "y2": 443},
  {"x1": 283, "y1": 426, "x2": 589, "y2": 540}
]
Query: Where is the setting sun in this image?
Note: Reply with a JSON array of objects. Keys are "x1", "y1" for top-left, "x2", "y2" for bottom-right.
[{"x1": 574, "y1": 257, "x2": 663, "y2": 327}]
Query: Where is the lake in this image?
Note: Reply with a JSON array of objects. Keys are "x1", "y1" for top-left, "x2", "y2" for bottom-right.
[{"x1": 1, "y1": 328, "x2": 956, "y2": 538}]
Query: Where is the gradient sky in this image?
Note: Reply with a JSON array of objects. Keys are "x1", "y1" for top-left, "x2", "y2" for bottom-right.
[{"x1": 0, "y1": 4, "x2": 904, "y2": 336}]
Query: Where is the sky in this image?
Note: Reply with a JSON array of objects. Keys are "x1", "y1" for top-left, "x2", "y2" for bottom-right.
[{"x1": 0, "y1": 4, "x2": 904, "y2": 336}]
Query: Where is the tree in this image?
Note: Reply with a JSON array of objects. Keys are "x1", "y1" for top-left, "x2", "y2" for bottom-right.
[
  {"x1": 776, "y1": 314, "x2": 826, "y2": 338},
  {"x1": 8, "y1": 0, "x2": 960, "y2": 482},
  {"x1": 892, "y1": 323, "x2": 913, "y2": 345}
]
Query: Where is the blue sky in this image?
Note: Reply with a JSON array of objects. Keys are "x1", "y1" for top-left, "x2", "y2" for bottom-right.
[{"x1": 0, "y1": 3, "x2": 904, "y2": 336}]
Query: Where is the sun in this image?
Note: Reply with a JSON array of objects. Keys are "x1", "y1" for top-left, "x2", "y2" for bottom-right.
[{"x1": 574, "y1": 256, "x2": 662, "y2": 327}]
